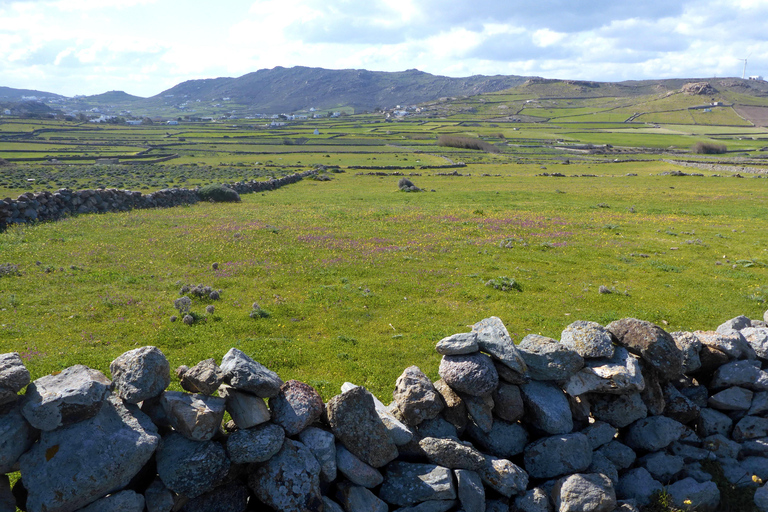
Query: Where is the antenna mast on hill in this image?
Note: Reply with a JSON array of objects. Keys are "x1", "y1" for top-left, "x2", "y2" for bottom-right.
[{"x1": 741, "y1": 58, "x2": 748, "y2": 79}]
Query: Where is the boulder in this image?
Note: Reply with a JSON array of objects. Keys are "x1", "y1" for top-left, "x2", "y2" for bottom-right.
[
  {"x1": 380, "y1": 462, "x2": 456, "y2": 506},
  {"x1": 462, "y1": 393, "x2": 494, "y2": 433},
  {"x1": 581, "y1": 421, "x2": 618, "y2": 450},
  {"x1": 455, "y1": 469, "x2": 485, "y2": 512},
  {"x1": 248, "y1": 439, "x2": 323, "y2": 512},
  {"x1": 218, "y1": 384, "x2": 270, "y2": 429},
  {"x1": 156, "y1": 432, "x2": 230, "y2": 499},
  {"x1": 517, "y1": 334, "x2": 584, "y2": 381},
  {"x1": 663, "y1": 383, "x2": 700, "y2": 424},
  {"x1": 110, "y1": 346, "x2": 171, "y2": 404},
  {"x1": 269, "y1": 380, "x2": 324, "y2": 435},
  {"x1": 438, "y1": 353, "x2": 498, "y2": 397},
  {"x1": 670, "y1": 332, "x2": 702, "y2": 373},
  {"x1": 616, "y1": 467, "x2": 662, "y2": 507},
  {"x1": 20, "y1": 395, "x2": 160, "y2": 512},
  {"x1": 391, "y1": 366, "x2": 444, "y2": 426},
  {"x1": 0, "y1": 404, "x2": 37, "y2": 474},
  {"x1": 708, "y1": 386, "x2": 753, "y2": 411},
  {"x1": 419, "y1": 437, "x2": 485, "y2": 470},
  {"x1": 552, "y1": 473, "x2": 616, "y2": 512},
  {"x1": 220, "y1": 348, "x2": 283, "y2": 398},
  {"x1": 606, "y1": 318, "x2": 683, "y2": 379},
  {"x1": 225, "y1": 422, "x2": 285, "y2": 464},
  {"x1": 144, "y1": 477, "x2": 175, "y2": 512},
  {"x1": 0, "y1": 476, "x2": 14, "y2": 512},
  {"x1": 466, "y1": 418, "x2": 528, "y2": 459},
  {"x1": 160, "y1": 391, "x2": 226, "y2": 441},
  {"x1": 560, "y1": 320, "x2": 615, "y2": 359},
  {"x1": 477, "y1": 455, "x2": 529, "y2": 498},
  {"x1": 297, "y1": 426, "x2": 337, "y2": 482},
  {"x1": 176, "y1": 482, "x2": 249, "y2": 512},
  {"x1": 564, "y1": 347, "x2": 644, "y2": 396},
  {"x1": 697, "y1": 407, "x2": 733, "y2": 436},
  {"x1": 710, "y1": 360, "x2": 768, "y2": 391},
  {"x1": 78, "y1": 490, "x2": 144, "y2": 512},
  {"x1": 336, "y1": 444, "x2": 384, "y2": 488},
  {"x1": 335, "y1": 482, "x2": 388, "y2": 512},
  {"x1": 637, "y1": 452, "x2": 684, "y2": 482},
  {"x1": 0, "y1": 352, "x2": 30, "y2": 405},
  {"x1": 666, "y1": 478, "x2": 720, "y2": 512},
  {"x1": 472, "y1": 316, "x2": 527, "y2": 376},
  {"x1": 624, "y1": 416, "x2": 686, "y2": 452},
  {"x1": 596, "y1": 441, "x2": 636, "y2": 470},
  {"x1": 433, "y1": 379, "x2": 469, "y2": 431},
  {"x1": 514, "y1": 487, "x2": 552, "y2": 512},
  {"x1": 435, "y1": 332, "x2": 478, "y2": 355},
  {"x1": 341, "y1": 382, "x2": 415, "y2": 445},
  {"x1": 523, "y1": 433, "x2": 592, "y2": 479},
  {"x1": 696, "y1": 330, "x2": 756, "y2": 360},
  {"x1": 733, "y1": 416, "x2": 768, "y2": 441},
  {"x1": 717, "y1": 315, "x2": 752, "y2": 333},
  {"x1": 492, "y1": 382, "x2": 524, "y2": 423},
  {"x1": 21, "y1": 365, "x2": 111, "y2": 431},
  {"x1": 520, "y1": 380, "x2": 573, "y2": 434},
  {"x1": 589, "y1": 392, "x2": 647, "y2": 428},
  {"x1": 179, "y1": 359, "x2": 224, "y2": 395},
  {"x1": 742, "y1": 327, "x2": 768, "y2": 360}
]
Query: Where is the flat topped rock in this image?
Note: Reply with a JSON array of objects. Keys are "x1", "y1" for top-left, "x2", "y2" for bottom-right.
[
  {"x1": 564, "y1": 346, "x2": 644, "y2": 397},
  {"x1": 220, "y1": 348, "x2": 283, "y2": 398},
  {"x1": 606, "y1": 318, "x2": 682, "y2": 380},
  {"x1": 380, "y1": 462, "x2": 456, "y2": 507},
  {"x1": 560, "y1": 320, "x2": 615, "y2": 359},
  {"x1": 438, "y1": 353, "x2": 498, "y2": 397},
  {"x1": 695, "y1": 330, "x2": 756, "y2": 360},
  {"x1": 436, "y1": 332, "x2": 479, "y2": 355},
  {"x1": 518, "y1": 334, "x2": 584, "y2": 381}
]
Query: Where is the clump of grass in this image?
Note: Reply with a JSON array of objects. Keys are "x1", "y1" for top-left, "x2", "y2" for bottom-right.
[
  {"x1": 485, "y1": 276, "x2": 522, "y2": 292},
  {"x1": 691, "y1": 141, "x2": 727, "y2": 154},
  {"x1": 250, "y1": 303, "x2": 271, "y2": 319},
  {"x1": 437, "y1": 135, "x2": 500, "y2": 153},
  {"x1": 197, "y1": 183, "x2": 241, "y2": 202}
]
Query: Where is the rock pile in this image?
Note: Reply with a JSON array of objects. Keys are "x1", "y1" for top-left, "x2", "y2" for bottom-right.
[
  {"x1": 4, "y1": 313, "x2": 768, "y2": 512},
  {"x1": 0, "y1": 171, "x2": 315, "y2": 230}
]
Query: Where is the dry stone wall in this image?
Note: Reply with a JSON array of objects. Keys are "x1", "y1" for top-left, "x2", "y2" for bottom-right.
[
  {"x1": 0, "y1": 170, "x2": 315, "y2": 231},
  {"x1": 4, "y1": 312, "x2": 768, "y2": 512}
]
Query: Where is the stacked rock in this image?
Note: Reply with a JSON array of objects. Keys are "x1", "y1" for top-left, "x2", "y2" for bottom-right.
[{"x1": 3, "y1": 313, "x2": 768, "y2": 511}]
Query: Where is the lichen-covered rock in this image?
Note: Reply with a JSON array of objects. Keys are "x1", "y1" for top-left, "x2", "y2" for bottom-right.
[
  {"x1": 0, "y1": 352, "x2": 30, "y2": 406},
  {"x1": 419, "y1": 437, "x2": 485, "y2": 470},
  {"x1": 466, "y1": 419, "x2": 528, "y2": 459},
  {"x1": 624, "y1": 416, "x2": 686, "y2": 452},
  {"x1": 518, "y1": 334, "x2": 584, "y2": 381},
  {"x1": 433, "y1": 379, "x2": 468, "y2": 431},
  {"x1": 560, "y1": 321, "x2": 615, "y2": 359},
  {"x1": 0, "y1": 404, "x2": 37, "y2": 474},
  {"x1": 455, "y1": 469, "x2": 485, "y2": 512},
  {"x1": 269, "y1": 380, "x2": 324, "y2": 436},
  {"x1": 733, "y1": 416, "x2": 768, "y2": 441},
  {"x1": 78, "y1": 490, "x2": 144, "y2": 512},
  {"x1": 477, "y1": 455, "x2": 529, "y2": 498},
  {"x1": 435, "y1": 332, "x2": 478, "y2": 355},
  {"x1": 697, "y1": 407, "x2": 733, "y2": 436},
  {"x1": 709, "y1": 386, "x2": 753, "y2": 411},
  {"x1": 710, "y1": 360, "x2": 768, "y2": 391},
  {"x1": 21, "y1": 365, "x2": 111, "y2": 431},
  {"x1": 326, "y1": 386, "x2": 398, "y2": 468},
  {"x1": 564, "y1": 346, "x2": 644, "y2": 396},
  {"x1": 335, "y1": 482, "x2": 388, "y2": 512},
  {"x1": 179, "y1": 358, "x2": 224, "y2": 395},
  {"x1": 472, "y1": 316, "x2": 527, "y2": 376},
  {"x1": 391, "y1": 366, "x2": 444, "y2": 426},
  {"x1": 520, "y1": 380, "x2": 573, "y2": 434},
  {"x1": 380, "y1": 462, "x2": 456, "y2": 506},
  {"x1": 524, "y1": 433, "x2": 592, "y2": 479},
  {"x1": 220, "y1": 348, "x2": 283, "y2": 398},
  {"x1": 589, "y1": 392, "x2": 647, "y2": 428},
  {"x1": 743, "y1": 327, "x2": 768, "y2": 361},
  {"x1": 156, "y1": 432, "x2": 230, "y2": 499},
  {"x1": 336, "y1": 444, "x2": 384, "y2": 488},
  {"x1": 717, "y1": 315, "x2": 752, "y2": 333},
  {"x1": 553, "y1": 473, "x2": 616, "y2": 512},
  {"x1": 696, "y1": 330, "x2": 756, "y2": 360},
  {"x1": 670, "y1": 332, "x2": 702, "y2": 373},
  {"x1": 20, "y1": 395, "x2": 160, "y2": 512},
  {"x1": 218, "y1": 384, "x2": 270, "y2": 429},
  {"x1": 248, "y1": 439, "x2": 323, "y2": 512},
  {"x1": 606, "y1": 318, "x2": 683, "y2": 379},
  {"x1": 160, "y1": 391, "x2": 226, "y2": 441},
  {"x1": 438, "y1": 353, "x2": 498, "y2": 397},
  {"x1": 110, "y1": 346, "x2": 171, "y2": 404},
  {"x1": 225, "y1": 422, "x2": 285, "y2": 464},
  {"x1": 298, "y1": 426, "x2": 337, "y2": 482},
  {"x1": 342, "y1": 382, "x2": 415, "y2": 445}
]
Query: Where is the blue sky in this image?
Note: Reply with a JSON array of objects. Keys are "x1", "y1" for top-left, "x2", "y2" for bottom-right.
[{"x1": 1, "y1": 0, "x2": 766, "y2": 97}]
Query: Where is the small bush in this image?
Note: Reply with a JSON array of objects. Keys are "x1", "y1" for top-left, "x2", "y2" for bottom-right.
[
  {"x1": 691, "y1": 141, "x2": 727, "y2": 154},
  {"x1": 250, "y1": 304, "x2": 271, "y2": 319},
  {"x1": 437, "y1": 135, "x2": 500, "y2": 153},
  {"x1": 197, "y1": 184, "x2": 241, "y2": 202},
  {"x1": 485, "y1": 276, "x2": 522, "y2": 292}
]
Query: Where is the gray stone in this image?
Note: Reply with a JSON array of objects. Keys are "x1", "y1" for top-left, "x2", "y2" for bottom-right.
[
  {"x1": 743, "y1": 327, "x2": 768, "y2": 360},
  {"x1": 663, "y1": 383, "x2": 700, "y2": 424},
  {"x1": 553, "y1": 473, "x2": 616, "y2": 512},
  {"x1": 518, "y1": 334, "x2": 584, "y2": 381},
  {"x1": 560, "y1": 321, "x2": 615, "y2": 359},
  {"x1": 741, "y1": 438, "x2": 768, "y2": 457},
  {"x1": 719, "y1": 456, "x2": 755, "y2": 487},
  {"x1": 322, "y1": 497, "x2": 345, "y2": 512},
  {"x1": 326, "y1": 386, "x2": 398, "y2": 468},
  {"x1": 472, "y1": 316, "x2": 527, "y2": 375},
  {"x1": 606, "y1": 318, "x2": 683, "y2": 379},
  {"x1": 436, "y1": 332, "x2": 479, "y2": 355},
  {"x1": 21, "y1": 365, "x2": 111, "y2": 431},
  {"x1": 523, "y1": 433, "x2": 592, "y2": 479},
  {"x1": 392, "y1": 366, "x2": 444, "y2": 426},
  {"x1": 711, "y1": 360, "x2": 768, "y2": 391},
  {"x1": 20, "y1": 395, "x2": 160, "y2": 512},
  {"x1": 596, "y1": 441, "x2": 636, "y2": 470},
  {"x1": 0, "y1": 475, "x2": 14, "y2": 512},
  {"x1": 179, "y1": 358, "x2": 224, "y2": 395},
  {"x1": 380, "y1": 462, "x2": 456, "y2": 506},
  {"x1": 342, "y1": 382, "x2": 415, "y2": 445},
  {"x1": 708, "y1": 386, "x2": 753, "y2": 411},
  {"x1": 249, "y1": 439, "x2": 322, "y2": 512},
  {"x1": 336, "y1": 444, "x2": 384, "y2": 488},
  {"x1": 269, "y1": 380, "x2": 324, "y2": 435},
  {"x1": 462, "y1": 393, "x2": 494, "y2": 433},
  {"x1": 220, "y1": 348, "x2": 283, "y2": 398},
  {"x1": 588, "y1": 451, "x2": 619, "y2": 486},
  {"x1": 478, "y1": 455, "x2": 529, "y2": 498},
  {"x1": 218, "y1": 384, "x2": 270, "y2": 429},
  {"x1": 624, "y1": 416, "x2": 685, "y2": 452},
  {"x1": 417, "y1": 416, "x2": 459, "y2": 440},
  {"x1": 419, "y1": 437, "x2": 485, "y2": 470},
  {"x1": 751, "y1": 391, "x2": 768, "y2": 416},
  {"x1": 492, "y1": 383, "x2": 524, "y2": 423},
  {"x1": 177, "y1": 482, "x2": 249, "y2": 512},
  {"x1": 395, "y1": 500, "x2": 456, "y2": 512},
  {"x1": 466, "y1": 419, "x2": 528, "y2": 458},
  {"x1": 160, "y1": 391, "x2": 226, "y2": 441},
  {"x1": 0, "y1": 352, "x2": 30, "y2": 405},
  {"x1": 520, "y1": 380, "x2": 572, "y2": 434},
  {"x1": 668, "y1": 441, "x2": 717, "y2": 463},
  {"x1": 697, "y1": 407, "x2": 733, "y2": 436},
  {"x1": 666, "y1": 478, "x2": 720, "y2": 512},
  {"x1": 564, "y1": 347, "x2": 644, "y2": 397},
  {"x1": 734, "y1": 416, "x2": 768, "y2": 441},
  {"x1": 494, "y1": 359, "x2": 528, "y2": 385},
  {"x1": 702, "y1": 433, "x2": 742, "y2": 459},
  {"x1": 670, "y1": 331, "x2": 702, "y2": 373},
  {"x1": 438, "y1": 353, "x2": 498, "y2": 397},
  {"x1": 681, "y1": 461, "x2": 715, "y2": 483},
  {"x1": 226, "y1": 422, "x2": 285, "y2": 463},
  {"x1": 455, "y1": 469, "x2": 485, "y2": 512},
  {"x1": 298, "y1": 426, "x2": 337, "y2": 482},
  {"x1": 696, "y1": 330, "x2": 756, "y2": 360},
  {"x1": 637, "y1": 452, "x2": 684, "y2": 482},
  {"x1": 717, "y1": 315, "x2": 753, "y2": 333},
  {"x1": 740, "y1": 456, "x2": 768, "y2": 482},
  {"x1": 156, "y1": 432, "x2": 229, "y2": 499},
  {"x1": 582, "y1": 421, "x2": 618, "y2": 450},
  {"x1": 756, "y1": 483, "x2": 768, "y2": 512},
  {"x1": 616, "y1": 468, "x2": 662, "y2": 507},
  {"x1": 78, "y1": 490, "x2": 144, "y2": 512},
  {"x1": 514, "y1": 487, "x2": 552, "y2": 512},
  {"x1": 0, "y1": 404, "x2": 36, "y2": 473},
  {"x1": 336, "y1": 482, "x2": 388, "y2": 512},
  {"x1": 144, "y1": 477, "x2": 175, "y2": 512},
  {"x1": 110, "y1": 346, "x2": 170, "y2": 404},
  {"x1": 434, "y1": 379, "x2": 468, "y2": 432},
  {"x1": 589, "y1": 392, "x2": 647, "y2": 428}
]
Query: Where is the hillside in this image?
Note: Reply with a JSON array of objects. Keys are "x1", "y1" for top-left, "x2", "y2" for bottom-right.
[{"x1": 0, "y1": 86, "x2": 63, "y2": 101}]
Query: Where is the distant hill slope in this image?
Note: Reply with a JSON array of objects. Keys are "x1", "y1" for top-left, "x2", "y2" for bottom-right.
[
  {"x1": 0, "y1": 86, "x2": 63, "y2": 101},
  {"x1": 149, "y1": 66, "x2": 530, "y2": 113}
]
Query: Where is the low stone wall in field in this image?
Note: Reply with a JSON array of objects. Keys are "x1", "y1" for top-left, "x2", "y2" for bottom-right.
[
  {"x1": 0, "y1": 170, "x2": 315, "y2": 231},
  {"x1": 4, "y1": 313, "x2": 768, "y2": 512}
]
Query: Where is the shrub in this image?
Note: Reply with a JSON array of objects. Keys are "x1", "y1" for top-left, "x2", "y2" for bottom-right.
[
  {"x1": 437, "y1": 135, "x2": 501, "y2": 153},
  {"x1": 398, "y1": 177, "x2": 421, "y2": 192},
  {"x1": 250, "y1": 304, "x2": 271, "y2": 319},
  {"x1": 485, "y1": 276, "x2": 522, "y2": 292},
  {"x1": 197, "y1": 184, "x2": 240, "y2": 202},
  {"x1": 691, "y1": 141, "x2": 727, "y2": 154}
]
